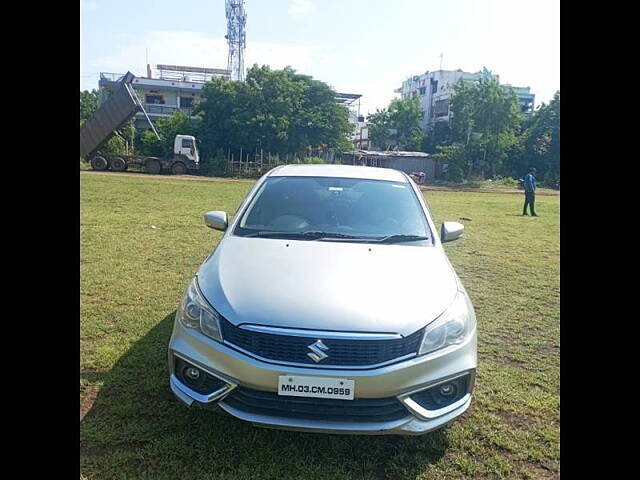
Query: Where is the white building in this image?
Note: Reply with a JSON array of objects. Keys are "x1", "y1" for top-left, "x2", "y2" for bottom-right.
[
  {"x1": 98, "y1": 65, "x2": 231, "y2": 129},
  {"x1": 395, "y1": 68, "x2": 535, "y2": 132}
]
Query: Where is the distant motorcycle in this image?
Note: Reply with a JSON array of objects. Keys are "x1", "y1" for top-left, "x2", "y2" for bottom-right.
[{"x1": 410, "y1": 171, "x2": 426, "y2": 184}]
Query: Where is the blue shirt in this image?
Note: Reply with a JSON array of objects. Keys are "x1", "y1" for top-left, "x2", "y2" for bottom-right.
[{"x1": 524, "y1": 173, "x2": 536, "y2": 193}]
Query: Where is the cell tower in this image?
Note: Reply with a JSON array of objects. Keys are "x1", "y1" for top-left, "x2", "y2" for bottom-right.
[{"x1": 225, "y1": 0, "x2": 247, "y2": 82}]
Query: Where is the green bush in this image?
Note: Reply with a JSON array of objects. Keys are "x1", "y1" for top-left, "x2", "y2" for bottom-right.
[
  {"x1": 302, "y1": 156, "x2": 325, "y2": 164},
  {"x1": 102, "y1": 135, "x2": 127, "y2": 156},
  {"x1": 434, "y1": 145, "x2": 466, "y2": 182},
  {"x1": 491, "y1": 176, "x2": 518, "y2": 188},
  {"x1": 203, "y1": 148, "x2": 227, "y2": 177}
]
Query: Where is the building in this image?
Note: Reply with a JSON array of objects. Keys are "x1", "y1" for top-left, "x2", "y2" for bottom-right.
[
  {"x1": 395, "y1": 68, "x2": 535, "y2": 132},
  {"x1": 337, "y1": 92, "x2": 367, "y2": 147},
  {"x1": 341, "y1": 150, "x2": 442, "y2": 180},
  {"x1": 98, "y1": 64, "x2": 231, "y2": 129},
  {"x1": 352, "y1": 124, "x2": 370, "y2": 150}
]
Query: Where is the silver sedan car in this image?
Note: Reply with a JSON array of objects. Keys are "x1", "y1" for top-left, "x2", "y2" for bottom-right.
[{"x1": 168, "y1": 164, "x2": 477, "y2": 435}]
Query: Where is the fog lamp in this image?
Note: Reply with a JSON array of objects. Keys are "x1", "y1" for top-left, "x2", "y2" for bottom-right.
[
  {"x1": 439, "y1": 383, "x2": 456, "y2": 397},
  {"x1": 184, "y1": 366, "x2": 201, "y2": 381}
]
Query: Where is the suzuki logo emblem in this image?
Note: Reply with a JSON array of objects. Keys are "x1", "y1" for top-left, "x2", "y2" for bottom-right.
[{"x1": 307, "y1": 339, "x2": 329, "y2": 363}]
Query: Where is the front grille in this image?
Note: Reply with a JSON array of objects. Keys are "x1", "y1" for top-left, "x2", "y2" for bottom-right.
[
  {"x1": 220, "y1": 318, "x2": 423, "y2": 367},
  {"x1": 221, "y1": 387, "x2": 410, "y2": 423}
]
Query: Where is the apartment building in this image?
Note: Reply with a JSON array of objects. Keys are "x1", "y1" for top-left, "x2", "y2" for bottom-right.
[{"x1": 395, "y1": 68, "x2": 535, "y2": 131}]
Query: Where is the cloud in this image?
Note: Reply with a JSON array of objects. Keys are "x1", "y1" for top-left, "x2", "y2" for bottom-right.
[
  {"x1": 288, "y1": 0, "x2": 315, "y2": 16},
  {"x1": 87, "y1": 30, "x2": 320, "y2": 78},
  {"x1": 81, "y1": 29, "x2": 399, "y2": 112}
]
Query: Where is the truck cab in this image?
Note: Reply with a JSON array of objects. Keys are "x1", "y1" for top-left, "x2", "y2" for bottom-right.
[{"x1": 174, "y1": 135, "x2": 199, "y2": 164}]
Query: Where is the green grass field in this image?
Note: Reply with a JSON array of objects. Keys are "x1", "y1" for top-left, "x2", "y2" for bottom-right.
[{"x1": 80, "y1": 172, "x2": 559, "y2": 480}]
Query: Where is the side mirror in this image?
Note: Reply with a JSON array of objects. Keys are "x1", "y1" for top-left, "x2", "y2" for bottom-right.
[
  {"x1": 441, "y1": 221, "x2": 464, "y2": 243},
  {"x1": 204, "y1": 211, "x2": 228, "y2": 231}
]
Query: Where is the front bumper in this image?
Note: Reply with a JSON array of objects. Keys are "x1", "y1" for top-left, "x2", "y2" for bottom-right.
[{"x1": 168, "y1": 319, "x2": 477, "y2": 435}]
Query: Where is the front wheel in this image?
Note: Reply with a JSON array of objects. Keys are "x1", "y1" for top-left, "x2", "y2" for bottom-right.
[
  {"x1": 90, "y1": 156, "x2": 108, "y2": 171},
  {"x1": 146, "y1": 159, "x2": 161, "y2": 174},
  {"x1": 171, "y1": 162, "x2": 187, "y2": 175}
]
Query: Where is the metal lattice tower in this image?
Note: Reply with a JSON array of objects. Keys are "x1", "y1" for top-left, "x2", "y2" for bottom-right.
[{"x1": 225, "y1": 0, "x2": 247, "y2": 82}]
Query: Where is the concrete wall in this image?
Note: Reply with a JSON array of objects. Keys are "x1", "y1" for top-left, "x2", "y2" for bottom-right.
[{"x1": 386, "y1": 157, "x2": 436, "y2": 178}]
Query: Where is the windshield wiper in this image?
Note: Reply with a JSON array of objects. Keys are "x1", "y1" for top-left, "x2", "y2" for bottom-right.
[
  {"x1": 243, "y1": 230, "x2": 371, "y2": 241},
  {"x1": 376, "y1": 234, "x2": 431, "y2": 244},
  {"x1": 300, "y1": 231, "x2": 366, "y2": 240},
  {"x1": 243, "y1": 230, "x2": 319, "y2": 239}
]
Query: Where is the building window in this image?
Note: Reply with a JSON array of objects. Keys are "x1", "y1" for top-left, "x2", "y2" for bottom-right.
[
  {"x1": 419, "y1": 87, "x2": 426, "y2": 95},
  {"x1": 180, "y1": 96, "x2": 194, "y2": 108},
  {"x1": 145, "y1": 94, "x2": 165, "y2": 105},
  {"x1": 434, "y1": 99, "x2": 449, "y2": 117}
]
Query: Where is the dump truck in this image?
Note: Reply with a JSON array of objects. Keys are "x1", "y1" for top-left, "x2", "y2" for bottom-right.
[{"x1": 80, "y1": 71, "x2": 200, "y2": 175}]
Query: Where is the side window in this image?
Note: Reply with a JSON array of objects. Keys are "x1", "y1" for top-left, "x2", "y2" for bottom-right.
[
  {"x1": 181, "y1": 139, "x2": 194, "y2": 149},
  {"x1": 145, "y1": 94, "x2": 165, "y2": 105}
]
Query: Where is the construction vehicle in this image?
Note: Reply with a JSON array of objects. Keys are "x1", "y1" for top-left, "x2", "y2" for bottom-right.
[{"x1": 80, "y1": 71, "x2": 200, "y2": 175}]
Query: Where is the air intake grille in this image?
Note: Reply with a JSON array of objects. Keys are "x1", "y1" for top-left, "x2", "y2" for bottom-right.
[
  {"x1": 220, "y1": 318, "x2": 423, "y2": 367},
  {"x1": 222, "y1": 387, "x2": 410, "y2": 422}
]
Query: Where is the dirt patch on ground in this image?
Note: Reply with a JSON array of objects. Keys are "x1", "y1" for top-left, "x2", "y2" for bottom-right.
[
  {"x1": 419, "y1": 184, "x2": 559, "y2": 196},
  {"x1": 516, "y1": 460, "x2": 559, "y2": 479},
  {"x1": 81, "y1": 170, "x2": 255, "y2": 184},
  {"x1": 497, "y1": 409, "x2": 537, "y2": 430},
  {"x1": 80, "y1": 170, "x2": 560, "y2": 195}
]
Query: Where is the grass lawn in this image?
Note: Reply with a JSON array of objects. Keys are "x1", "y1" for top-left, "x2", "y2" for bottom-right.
[{"x1": 80, "y1": 172, "x2": 559, "y2": 479}]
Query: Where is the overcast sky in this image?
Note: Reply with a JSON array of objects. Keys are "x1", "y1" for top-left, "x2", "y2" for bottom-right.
[{"x1": 80, "y1": 0, "x2": 559, "y2": 116}]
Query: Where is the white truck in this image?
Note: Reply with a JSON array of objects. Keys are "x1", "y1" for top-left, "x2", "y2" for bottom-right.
[{"x1": 80, "y1": 71, "x2": 200, "y2": 175}]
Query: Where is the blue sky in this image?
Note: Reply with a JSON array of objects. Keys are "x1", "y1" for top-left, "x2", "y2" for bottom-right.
[{"x1": 80, "y1": 0, "x2": 559, "y2": 115}]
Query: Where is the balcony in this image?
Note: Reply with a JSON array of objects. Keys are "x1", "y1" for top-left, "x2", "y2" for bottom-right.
[{"x1": 138, "y1": 104, "x2": 196, "y2": 117}]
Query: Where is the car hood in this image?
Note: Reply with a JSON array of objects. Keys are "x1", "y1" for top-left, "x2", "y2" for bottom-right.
[{"x1": 197, "y1": 236, "x2": 459, "y2": 337}]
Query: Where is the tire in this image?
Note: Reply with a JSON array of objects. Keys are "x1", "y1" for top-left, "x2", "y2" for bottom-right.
[
  {"x1": 171, "y1": 162, "x2": 187, "y2": 175},
  {"x1": 110, "y1": 157, "x2": 126, "y2": 172},
  {"x1": 90, "y1": 156, "x2": 108, "y2": 171},
  {"x1": 146, "y1": 159, "x2": 161, "y2": 174}
]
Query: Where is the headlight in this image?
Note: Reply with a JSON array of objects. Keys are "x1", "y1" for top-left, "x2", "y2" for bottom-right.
[
  {"x1": 176, "y1": 277, "x2": 223, "y2": 342},
  {"x1": 419, "y1": 290, "x2": 475, "y2": 355}
]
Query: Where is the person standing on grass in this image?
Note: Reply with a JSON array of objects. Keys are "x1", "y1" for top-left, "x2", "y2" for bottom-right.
[{"x1": 522, "y1": 167, "x2": 538, "y2": 216}]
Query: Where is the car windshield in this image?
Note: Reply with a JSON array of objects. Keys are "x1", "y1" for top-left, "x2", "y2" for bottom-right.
[{"x1": 234, "y1": 176, "x2": 432, "y2": 243}]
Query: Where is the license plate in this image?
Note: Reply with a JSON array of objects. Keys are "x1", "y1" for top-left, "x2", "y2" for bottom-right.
[{"x1": 278, "y1": 375, "x2": 355, "y2": 400}]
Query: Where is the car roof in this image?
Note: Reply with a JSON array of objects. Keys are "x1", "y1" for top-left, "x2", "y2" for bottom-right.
[{"x1": 267, "y1": 164, "x2": 408, "y2": 182}]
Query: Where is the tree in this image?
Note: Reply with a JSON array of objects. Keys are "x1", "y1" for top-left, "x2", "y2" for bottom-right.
[
  {"x1": 367, "y1": 109, "x2": 392, "y2": 150},
  {"x1": 368, "y1": 97, "x2": 424, "y2": 151},
  {"x1": 80, "y1": 89, "x2": 99, "y2": 123},
  {"x1": 522, "y1": 91, "x2": 560, "y2": 185},
  {"x1": 434, "y1": 145, "x2": 466, "y2": 182},
  {"x1": 196, "y1": 65, "x2": 352, "y2": 160},
  {"x1": 421, "y1": 121, "x2": 451, "y2": 154},
  {"x1": 449, "y1": 77, "x2": 522, "y2": 179},
  {"x1": 138, "y1": 110, "x2": 201, "y2": 158}
]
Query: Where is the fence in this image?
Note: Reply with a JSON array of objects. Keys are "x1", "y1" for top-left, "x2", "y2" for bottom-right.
[{"x1": 225, "y1": 148, "x2": 337, "y2": 177}]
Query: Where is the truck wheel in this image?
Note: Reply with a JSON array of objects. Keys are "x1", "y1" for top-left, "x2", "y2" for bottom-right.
[
  {"x1": 146, "y1": 159, "x2": 161, "y2": 174},
  {"x1": 171, "y1": 162, "x2": 187, "y2": 175},
  {"x1": 90, "y1": 156, "x2": 108, "y2": 171},
  {"x1": 110, "y1": 157, "x2": 126, "y2": 172}
]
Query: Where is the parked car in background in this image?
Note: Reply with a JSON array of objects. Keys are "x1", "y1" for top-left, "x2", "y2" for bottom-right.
[{"x1": 168, "y1": 164, "x2": 477, "y2": 435}]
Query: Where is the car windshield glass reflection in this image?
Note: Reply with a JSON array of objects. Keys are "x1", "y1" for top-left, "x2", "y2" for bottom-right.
[{"x1": 234, "y1": 176, "x2": 432, "y2": 243}]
